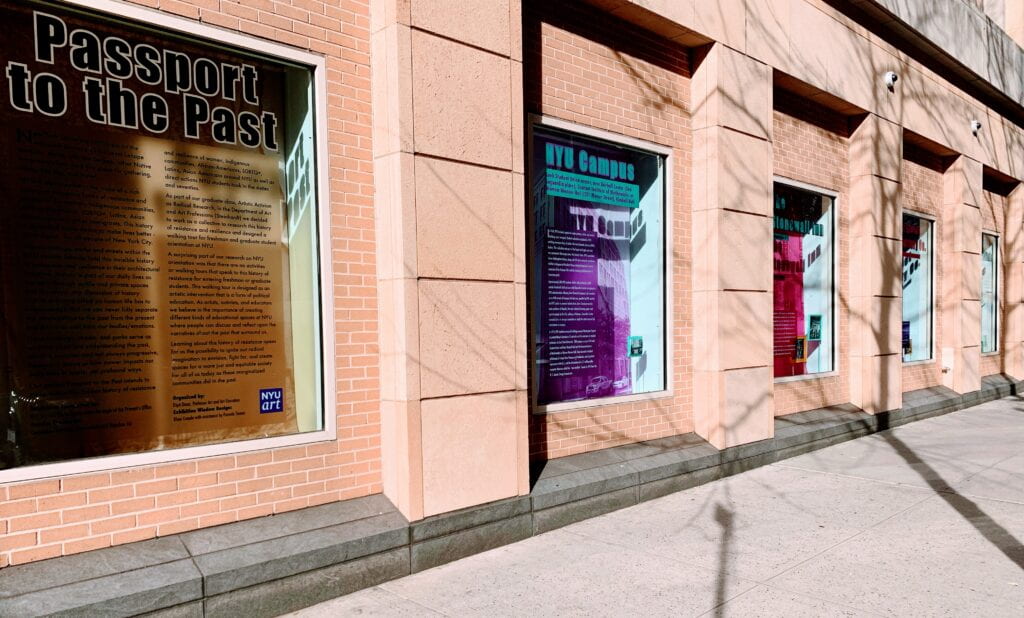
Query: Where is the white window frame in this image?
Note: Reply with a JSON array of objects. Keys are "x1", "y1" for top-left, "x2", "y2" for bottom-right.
[
  {"x1": 528, "y1": 114, "x2": 674, "y2": 414},
  {"x1": 772, "y1": 176, "x2": 840, "y2": 384},
  {"x1": 901, "y1": 209, "x2": 937, "y2": 365},
  {"x1": 981, "y1": 231, "x2": 1000, "y2": 356},
  {"x1": 0, "y1": 0, "x2": 336, "y2": 483}
]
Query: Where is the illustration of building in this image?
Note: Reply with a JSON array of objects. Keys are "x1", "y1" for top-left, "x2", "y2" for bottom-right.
[{"x1": 2, "y1": 0, "x2": 1024, "y2": 614}]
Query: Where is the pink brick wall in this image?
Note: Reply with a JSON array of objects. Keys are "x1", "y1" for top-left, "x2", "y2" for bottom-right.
[
  {"x1": 771, "y1": 90, "x2": 851, "y2": 416},
  {"x1": 525, "y1": 1, "x2": 693, "y2": 460},
  {"x1": 0, "y1": 0, "x2": 380, "y2": 568},
  {"x1": 901, "y1": 152, "x2": 945, "y2": 391}
]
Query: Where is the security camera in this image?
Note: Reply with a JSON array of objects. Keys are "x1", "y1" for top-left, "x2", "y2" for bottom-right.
[
  {"x1": 971, "y1": 119, "x2": 982, "y2": 136},
  {"x1": 884, "y1": 71, "x2": 898, "y2": 91}
]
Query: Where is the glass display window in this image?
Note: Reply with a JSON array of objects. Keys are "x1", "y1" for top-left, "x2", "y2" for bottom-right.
[
  {"x1": 773, "y1": 181, "x2": 835, "y2": 378},
  {"x1": 981, "y1": 233, "x2": 999, "y2": 354},
  {"x1": 530, "y1": 123, "x2": 667, "y2": 407},
  {"x1": 902, "y1": 213, "x2": 934, "y2": 362},
  {"x1": 0, "y1": 0, "x2": 328, "y2": 474}
]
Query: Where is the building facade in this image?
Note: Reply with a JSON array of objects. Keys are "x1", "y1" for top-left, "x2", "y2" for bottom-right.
[{"x1": 1, "y1": 0, "x2": 1024, "y2": 588}]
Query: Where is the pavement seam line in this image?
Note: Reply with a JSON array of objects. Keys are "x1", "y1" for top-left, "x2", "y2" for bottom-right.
[
  {"x1": 556, "y1": 526, "x2": 763, "y2": 598},
  {"x1": 939, "y1": 444, "x2": 1024, "y2": 506},
  {"x1": 956, "y1": 448, "x2": 1022, "y2": 484},
  {"x1": 771, "y1": 419, "x2": 1014, "y2": 491},
  {"x1": 694, "y1": 582, "x2": 763, "y2": 618},
  {"x1": 560, "y1": 509, "x2": 886, "y2": 618},
  {"x1": 558, "y1": 463, "x2": 937, "y2": 591},
  {"x1": 771, "y1": 460, "x2": 939, "y2": 492},
  {"x1": 761, "y1": 491, "x2": 938, "y2": 586},
  {"x1": 755, "y1": 581, "x2": 891, "y2": 617},
  {"x1": 697, "y1": 583, "x2": 890, "y2": 618},
  {"x1": 373, "y1": 583, "x2": 453, "y2": 617},
  {"x1": 943, "y1": 488, "x2": 1024, "y2": 507},
  {"x1": 774, "y1": 403, "x2": 1023, "y2": 504}
]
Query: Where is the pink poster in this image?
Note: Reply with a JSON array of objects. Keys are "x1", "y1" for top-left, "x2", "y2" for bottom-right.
[{"x1": 773, "y1": 184, "x2": 831, "y2": 377}]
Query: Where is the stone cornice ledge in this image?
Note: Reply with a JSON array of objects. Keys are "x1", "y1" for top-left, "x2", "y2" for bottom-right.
[
  {"x1": 854, "y1": 0, "x2": 1024, "y2": 112},
  {"x1": 581, "y1": 0, "x2": 1024, "y2": 120}
]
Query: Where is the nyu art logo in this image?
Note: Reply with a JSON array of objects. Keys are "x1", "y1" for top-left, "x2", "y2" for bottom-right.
[{"x1": 259, "y1": 388, "x2": 283, "y2": 413}]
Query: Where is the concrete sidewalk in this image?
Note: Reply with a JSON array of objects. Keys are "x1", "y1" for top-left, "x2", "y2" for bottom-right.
[{"x1": 286, "y1": 398, "x2": 1024, "y2": 617}]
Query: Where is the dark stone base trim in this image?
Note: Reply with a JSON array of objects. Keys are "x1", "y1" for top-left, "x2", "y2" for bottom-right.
[{"x1": 2, "y1": 378, "x2": 1020, "y2": 616}]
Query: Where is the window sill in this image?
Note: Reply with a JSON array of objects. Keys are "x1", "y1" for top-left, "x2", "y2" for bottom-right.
[
  {"x1": 774, "y1": 371, "x2": 839, "y2": 384},
  {"x1": 0, "y1": 428, "x2": 335, "y2": 484},
  {"x1": 534, "y1": 389, "x2": 673, "y2": 415}
]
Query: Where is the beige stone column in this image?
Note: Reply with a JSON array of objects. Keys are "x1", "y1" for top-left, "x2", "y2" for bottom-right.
[
  {"x1": 940, "y1": 156, "x2": 983, "y2": 394},
  {"x1": 1003, "y1": 184, "x2": 1024, "y2": 379},
  {"x1": 371, "y1": 0, "x2": 528, "y2": 520},
  {"x1": 848, "y1": 115, "x2": 902, "y2": 413},
  {"x1": 691, "y1": 44, "x2": 774, "y2": 450}
]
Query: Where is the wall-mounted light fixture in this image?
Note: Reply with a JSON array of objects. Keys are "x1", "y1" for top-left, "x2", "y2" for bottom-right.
[
  {"x1": 971, "y1": 119, "x2": 982, "y2": 136},
  {"x1": 884, "y1": 71, "x2": 899, "y2": 91}
]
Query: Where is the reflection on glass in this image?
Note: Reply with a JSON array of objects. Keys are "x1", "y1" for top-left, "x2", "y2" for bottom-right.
[
  {"x1": 902, "y1": 214, "x2": 933, "y2": 362},
  {"x1": 773, "y1": 183, "x2": 834, "y2": 378},
  {"x1": 0, "y1": 1, "x2": 323, "y2": 471},
  {"x1": 981, "y1": 233, "x2": 998, "y2": 353},
  {"x1": 531, "y1": 126, "x2": 666, "y2": 405}
]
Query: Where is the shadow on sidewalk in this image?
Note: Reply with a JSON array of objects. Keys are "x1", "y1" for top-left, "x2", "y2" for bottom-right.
[
  {"x1": 712, "y1": 503, "x2": 735, "y2": 617},
  {"x1": 880, "y1": 431, "x2": 1024, "y2": 571}
]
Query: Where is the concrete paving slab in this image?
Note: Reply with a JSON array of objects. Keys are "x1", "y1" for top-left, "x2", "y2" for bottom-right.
[
  {"x1": 900, "y1": 406, "x2": 1024, "y2": 438},
  {"x1": 283, "y1": 398, "x2": 1024, "y2": 617},
  {"x1": 563, "y1": 465, "x2": 932, "y2": 582},
  {"x1": 950, "y1": 453, "x2": 1024, "y2": 504},
  {"x1": 768, "y1": 494, "x2": 1024, "y2": 616},
  {"x1": 701, "y1": 585, "x2": 883, "y2": 617},
  {"x1": 776, "y1": 425, "x2": 1002, "y2": 490},
  {"x1": 384, "y1": 529, "x2": 758, "y2": 617},
  {"x1": 287, "y1": 586, "x2": 442, "y2": 617}
]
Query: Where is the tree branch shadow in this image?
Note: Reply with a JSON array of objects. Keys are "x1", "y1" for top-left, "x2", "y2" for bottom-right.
[{"x1": 879, "y1": 429, "x2": 1024, "y2": 570}]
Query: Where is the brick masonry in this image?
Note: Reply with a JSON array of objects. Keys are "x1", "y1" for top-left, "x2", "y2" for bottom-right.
[{"x1": 0, "y1": 0, "x2": 381, "y2": 568}]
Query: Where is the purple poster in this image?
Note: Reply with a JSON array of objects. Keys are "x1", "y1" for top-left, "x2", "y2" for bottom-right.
[{"x1": 533, "y1": 128, "x2": 657, "y2": 404}]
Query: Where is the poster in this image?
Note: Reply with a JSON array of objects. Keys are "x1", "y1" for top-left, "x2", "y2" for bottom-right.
[
  {"x1": 0, "y1": 1, "x2": 316, "y2": 466},
  {"x1": 793, "y1": 337, "x2": 807, "y2": 362},
  {"x1": 901, "y1": 214, "x2": 932, "y2": 361},
  {"x1": 808, "y1": 315, "x2": 822, "y2": 341},
  {"x1": 981, "y1": 234, "x2": 998, "y2": 353},
  {"x1": 773, "y1": 184, "x2": 833, "y2": 377},
  {"x1": 532, "y1": 127, "x2": 664, "y2": 404}
]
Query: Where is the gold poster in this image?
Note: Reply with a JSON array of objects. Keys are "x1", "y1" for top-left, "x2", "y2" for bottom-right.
[{"x1": 0, "y1": 0, "x2": 309, "y2": 465}]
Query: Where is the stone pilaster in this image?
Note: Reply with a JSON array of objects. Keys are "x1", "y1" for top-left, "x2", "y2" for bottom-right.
[
  {"x1": 941, "y1": 156, "x2": 983, "y2": 394},
  {"x1": 692, "y1": 44, "x2": 774, "y2": 449},
  {"x1": 1003, "y1": 183, "x2": 1024, "y2": 379},
  {"x1": 371, "y1": 0, "x2": 527, "y2": 520},
  {"x1": 848, "y1": 115, "x2": 902, "y2": 414}
]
